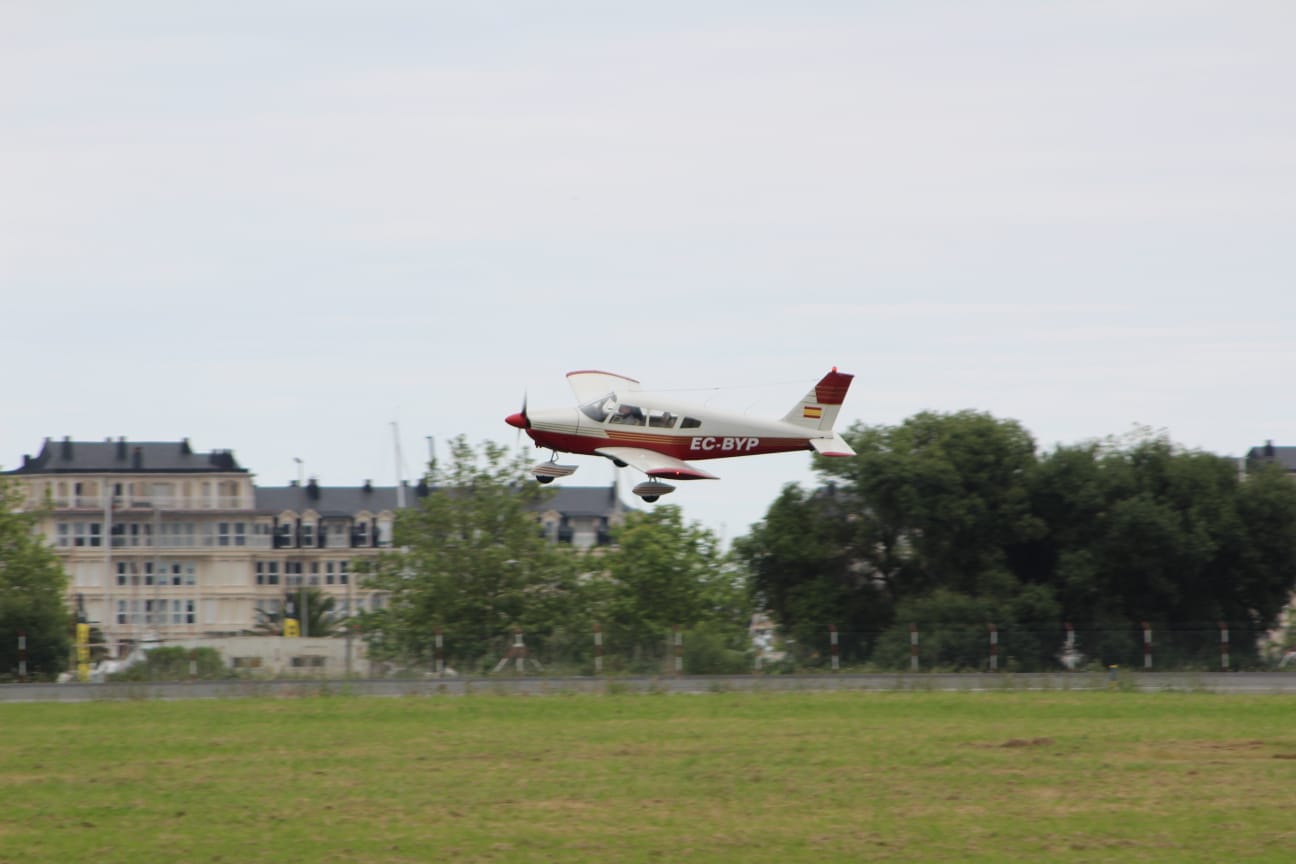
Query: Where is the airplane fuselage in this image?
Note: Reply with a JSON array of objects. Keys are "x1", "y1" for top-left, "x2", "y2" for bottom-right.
[
  {"x1": 506, "y1": 367, "x2": 855, "y2": 497},
  {"x1": 521, "y1": 406, "x2": 823, "y2": 462}
]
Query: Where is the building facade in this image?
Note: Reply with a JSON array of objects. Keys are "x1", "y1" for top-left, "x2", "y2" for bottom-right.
[{"x1": 4, "y1": 437, "x2": 629, "y2": 654}]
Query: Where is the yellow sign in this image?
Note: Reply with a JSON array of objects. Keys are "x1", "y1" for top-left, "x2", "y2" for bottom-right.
[
  {"x1": 284, "y1": 619, "x2": 300, "y2": 638},
  {"x1": 76, "y1": 623, "x2": 91, "y2": 682}
]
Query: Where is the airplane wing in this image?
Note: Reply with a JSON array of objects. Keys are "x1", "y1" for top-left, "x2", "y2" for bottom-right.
[
  {"x1": 594, "y1": 447, "x2": 719, "y2": 480},
  {"x1": 567, "y1": 370, "x2": 640, "y2": 403}
]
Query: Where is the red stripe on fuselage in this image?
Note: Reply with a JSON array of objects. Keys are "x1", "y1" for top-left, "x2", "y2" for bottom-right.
[{"x1": 528, "y1": 427, "x2": 812, "y2": 461}]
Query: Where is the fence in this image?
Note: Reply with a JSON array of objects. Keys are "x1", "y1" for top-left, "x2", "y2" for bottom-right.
[
  {"x1": 7, "y1": 620, "x2": 1295, "y2": 682},
  {"x1": 359, "y1": 620, "x2": 1291, "y2": 678}
]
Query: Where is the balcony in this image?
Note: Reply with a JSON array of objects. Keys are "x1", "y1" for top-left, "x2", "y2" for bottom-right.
[
  {"x1": 53, "y1": 496, "x2": 250, "y2": 511},
  {"x1": 105, "y1": 535, "x2": 273, "y2": 551}
]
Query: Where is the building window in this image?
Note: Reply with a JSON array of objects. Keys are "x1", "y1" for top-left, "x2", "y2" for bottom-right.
[
  {"x1": 171, "y1": 600, "x2": 195, "y2": 625},
  {"x1": 69, "y1": 522, "x2": 102, "y2": 548},
  {"x1": 164, "y1": 561, "x2": 196, "y2": 586},
  {"x1": 285, "y1": 561, "x2": 303, "y2": 587},
  {"x1": 338, "y1": 560, "x2": 349, "y2": 586},
  {"x1": 301, "y1": 522, "x2": 315, "y2": 548},
  {"x1": 353, "y1": 522, "x2": 369, "y2": 547},
  {"x1": 256, "y1": 561, "x2": 280, "y2": 586},
  {"x1": 275, "y1": 523, "x2": 294, "y2": 549},
  {"x1": 308, "y1": 561, "x2": 320, "y2": 586}
]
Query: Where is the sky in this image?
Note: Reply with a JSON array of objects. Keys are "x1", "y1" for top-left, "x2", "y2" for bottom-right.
[{"x1": 3, "y1": 2, "x2": 1294, "y2": 546}]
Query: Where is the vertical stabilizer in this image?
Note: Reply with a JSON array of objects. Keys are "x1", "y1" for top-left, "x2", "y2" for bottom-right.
[{"x1": 782, "y1": 368, "x2": 854, "y2": 430}]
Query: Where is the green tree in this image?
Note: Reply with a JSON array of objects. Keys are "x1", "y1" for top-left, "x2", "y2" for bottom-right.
[
  {"x1": 0, "y1": 478, "x2": 70, "y2": 679},
  {"x1": 1025, "y1": 437, "x2": 1296, "y2": 666},
  {"x1": 359, "y1": 437, "x2": 587, "y2": 670},
  {"x1": 736, "y1": 411, "x2": 1042, "y2": 662},
  {"x1": 252, "y1": 587, "x2": 342, "y2": 637},
  {"x1": 735, "y1": 483, "x2": 891, "y2": 662},
  {"x1": 736, "y1": 416, "x2": 1296, "y2": 671},
  {"x1": 599, "y1": 505, "x2": 749, "y2": 672}
]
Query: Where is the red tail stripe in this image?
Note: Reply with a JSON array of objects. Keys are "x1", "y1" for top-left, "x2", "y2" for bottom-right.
[{"x1": 815, "y1": 371, "x2": 854, "y2": 406}]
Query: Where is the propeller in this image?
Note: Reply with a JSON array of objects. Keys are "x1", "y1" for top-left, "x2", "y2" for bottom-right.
[{"x1": 505, "y1": 393, "x2": 530, "y2": 447}]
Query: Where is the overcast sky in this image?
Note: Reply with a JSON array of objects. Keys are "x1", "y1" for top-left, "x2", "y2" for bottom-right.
[{"x1": 3, "y1": 2, "x2": 1293, "y2": 544}]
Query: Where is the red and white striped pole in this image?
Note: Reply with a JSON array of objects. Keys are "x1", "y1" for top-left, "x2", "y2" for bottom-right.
[
  {"x1": 593, "y1": 623, "x2": 604, "y2": 675},
  {"x1": 434, "y1": 627, "x2": 444, "y2": 677},
  {"x1": 673, "y1": 625, "x2": 683, "y2": 675},
  {"x1": 1218, "y1": 621, "x2": 1229, "y2": 671},
  {"x1": 829, "y1": 624, "x2": 840, "y2": 672},
  {"x1": 1142, "y1": 621, "x2": 1153, "y2": 670},
  {"x1": 988, "y1": 623, "x2": 998, "y2": 672},
  {"x1": 17, "y1": 630, "x2": 27, "y2": 683},
  {"x1": 909, "y1": 623, "x2": 919, "y2": 672}
]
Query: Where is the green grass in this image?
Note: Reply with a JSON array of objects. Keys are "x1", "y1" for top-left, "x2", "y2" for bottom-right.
[{"x1": 2, "y1": 692, "x2": 1295, "y2": 863}]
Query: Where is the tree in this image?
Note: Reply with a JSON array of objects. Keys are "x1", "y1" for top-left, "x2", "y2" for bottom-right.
[
  {"x1": 251, "y1": 587, "x2": 342, "y2": 637},
  {"x1": 736, "y1": 411, "x2": 1042, "y2": 661},
  {"x1": 1025, "y1": 437, "x2": 1296, "y2": 666},
  {"x1": 735, "y1": 483, "x2": 891, "y2": 662},
  {"x1": 735, "y1": 416, "x2": 1296, "y2": 670},
  {"x1": 596, "y1": 505, "x2": 748, "y2": 670},
  {"x1": 0, "y1": 478, "x2": 70, "y2": 679},
  {"x1": 359, "y1": 437, "x2": 587, "y2": 669}
]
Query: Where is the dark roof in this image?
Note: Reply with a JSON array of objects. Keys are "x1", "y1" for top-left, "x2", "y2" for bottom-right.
[
  {"x1": 542, "y1": 485, "x2": 627, "y2": 517},
  {"x1": 3, "y1": 438, "x2": 245, "y2": 475},
  {"x1": 255, "y1": 481, "x2": 406, "y2": 516},
  {"x1": 255, "y1": 481, "x2": 629, "y2": 519},
  {"x1": 1247, "y1": 442, "x2": 1296, "y2": 473}
]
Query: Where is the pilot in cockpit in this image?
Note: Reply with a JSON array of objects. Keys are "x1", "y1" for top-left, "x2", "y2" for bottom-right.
[{"x1": 606, "y1": 398, "x2": 646, "y2": 425}]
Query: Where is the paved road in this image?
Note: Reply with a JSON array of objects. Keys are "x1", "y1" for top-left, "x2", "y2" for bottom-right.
[{"x1": 3, "y1": 671, "x2": 1295, "y2": 702}]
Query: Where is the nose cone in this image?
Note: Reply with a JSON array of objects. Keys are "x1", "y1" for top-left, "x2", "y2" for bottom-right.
[{"x1": 505, "y1": 412, "x2": 527, "y2": 429}]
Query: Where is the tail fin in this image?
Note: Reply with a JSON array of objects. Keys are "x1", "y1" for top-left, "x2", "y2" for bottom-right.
[{"x1": 782, "y1": 368, "x2": 854, "y2": 431}]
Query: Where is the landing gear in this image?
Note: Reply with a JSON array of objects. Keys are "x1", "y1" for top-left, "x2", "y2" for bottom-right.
[
  {"x1": 632, "y1": 480, "x2": 676, "y2": 503},
  {"x1": 532, "y1": 455, "x2": 577, "y2": 485}
]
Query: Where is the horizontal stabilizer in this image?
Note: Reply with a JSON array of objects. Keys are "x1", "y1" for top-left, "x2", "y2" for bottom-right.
[{"x1": 809, "y1": 434, "x2": 856, "y2": 457}]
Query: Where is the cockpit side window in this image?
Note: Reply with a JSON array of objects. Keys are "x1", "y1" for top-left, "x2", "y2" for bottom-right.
[
  {"x1": 681, "y1": 416, "x2": 702, "y2": 428},
  {"x1": 647, "y1": 410, "x2": 677, "y2": 428}
]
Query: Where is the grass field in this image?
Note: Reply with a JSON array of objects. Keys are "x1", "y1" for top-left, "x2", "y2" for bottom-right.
[{"x1": 2, "y1": 691, "x2": 1294, "y2": 863}]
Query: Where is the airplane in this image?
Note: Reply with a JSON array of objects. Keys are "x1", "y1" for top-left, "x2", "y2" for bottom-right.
[{"x1": 505, "y1": 368, "x2": 857, "y2": 502}]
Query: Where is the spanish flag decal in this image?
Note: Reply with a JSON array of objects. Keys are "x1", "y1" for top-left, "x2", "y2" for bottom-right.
[{"x1": 803, "y1": 405, "x2": 823, "y2": 419}]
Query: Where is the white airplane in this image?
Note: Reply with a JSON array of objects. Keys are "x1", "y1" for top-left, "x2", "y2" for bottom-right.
[{"x1": 506, "y1": 368, "x2": 856, "y2": 502}]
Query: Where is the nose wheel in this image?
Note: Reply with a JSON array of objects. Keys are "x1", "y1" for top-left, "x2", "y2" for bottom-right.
[{"x1": 532, "y1": 458, "x2": 577, "y2": 484}]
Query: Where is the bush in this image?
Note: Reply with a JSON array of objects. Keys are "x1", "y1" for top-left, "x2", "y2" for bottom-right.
[{"x1": 109, "y1": 647, "x2": 234, "y2": 682}]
